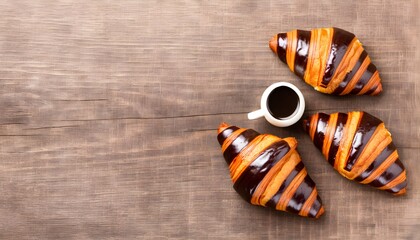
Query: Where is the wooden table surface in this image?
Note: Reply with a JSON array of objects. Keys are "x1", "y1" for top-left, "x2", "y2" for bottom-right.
[{"x1": 0, "y1": 1, "x2": 418, "y2": 239}]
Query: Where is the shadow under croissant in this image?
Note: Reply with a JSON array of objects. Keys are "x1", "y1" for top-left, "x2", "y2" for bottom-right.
[{"x1": 217, "y1": 122, "x2": 325, "y2": 219}]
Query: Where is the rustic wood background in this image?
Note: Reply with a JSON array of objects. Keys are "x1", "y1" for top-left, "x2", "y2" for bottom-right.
[{"x1": 0, "y1": 0, "x2": 418, "y2": 239}]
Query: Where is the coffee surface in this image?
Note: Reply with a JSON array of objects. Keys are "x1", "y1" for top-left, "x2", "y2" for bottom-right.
[{"x1": 267, "y1": 86, "x2": 299, "y2": 119}]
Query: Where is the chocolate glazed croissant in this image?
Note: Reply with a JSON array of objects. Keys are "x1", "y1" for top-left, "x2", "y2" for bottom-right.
[
  {"x1": 217, "y1": 123, "x2": 324, "y2": 218},
  {"x1": 303, "y1": 112, "x2": 407, "y2": 195},
  {"x1": 269, "y1": 28, "x2": 382, "y2": 96}
]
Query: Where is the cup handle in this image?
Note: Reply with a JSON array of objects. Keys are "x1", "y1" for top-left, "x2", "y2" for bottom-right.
[{"x1": 248, "y1": 109, "x2": 265, "y2": 120}]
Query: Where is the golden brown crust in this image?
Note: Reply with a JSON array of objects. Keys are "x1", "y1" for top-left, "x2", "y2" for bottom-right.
[
  {"x1": 322, "y1": 113, "x2": 337, "y2": 158},
  {"x1": 218, "y1": 122, "x2": 230, "y2": 134},
  {"x1": 358, "y1": 71, "x2": 380, "y2": 95},
  {"x1": 276, "y1": 167, "x2": 307, "y2": 211},
  {"x1": 221, "y1": 128, "x2": 246, "y2": 153},
  {"x1": 286, "y1": 30, "x2": 298, "y2": 72},
  {"x1": 309, "y1": 113, "x2": 318, "y2": 141},
  {"x1": 335, "y1": 111, "x2": 360, "y2": 171},
  {"x1": 359, "y1": 149, "x2": 397, "y2": 184},
  {"x1": 230, "y1": 134, "x2": 277, "y2": 182},
  {"x1": 324, "y1": 39, "x2": 363, "y2": 94},
  {"x1": 340, "y1": 57, "x2": 371, "y2": 95},
  {"x1": 315, "y1": 207, "x2": 325, "y2": 218},
  {"x1": 269, "y1": 35, "x2": 277, "y2": 54},
  {"x1": 299, "y1": 189, "x2": 318, "y2": 217}
]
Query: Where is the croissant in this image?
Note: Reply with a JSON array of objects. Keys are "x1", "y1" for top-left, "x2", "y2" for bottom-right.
[
  {"x1": 303, "y1": 111, "x2": 407, "y2": 195},
  {"x1": 269, "y1": 27, "x2": 382, "y2": 96},
  {"x1": 217, "y1": 123, "x2": 324, "y2": 218}
]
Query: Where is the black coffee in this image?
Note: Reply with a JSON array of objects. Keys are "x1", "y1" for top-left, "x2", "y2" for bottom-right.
[{"x1": 267, "y1": 86, "x2": 299, "y2": 119}]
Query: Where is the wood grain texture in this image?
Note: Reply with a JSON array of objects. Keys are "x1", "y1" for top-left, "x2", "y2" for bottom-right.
[{"x1": 0, "y1": 0, "x2": 418, "y2": 239}]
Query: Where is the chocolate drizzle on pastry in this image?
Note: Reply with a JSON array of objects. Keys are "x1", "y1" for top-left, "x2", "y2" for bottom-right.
[
  {"x1": 303, "y1": 111, "x2": 407, "y2": 195},
  {"x1": 269, "y1": 28, "x2": 382, "y2": 96},
  {"x1": 217, "y1": 123, "x2": 325, "y2": 218}
]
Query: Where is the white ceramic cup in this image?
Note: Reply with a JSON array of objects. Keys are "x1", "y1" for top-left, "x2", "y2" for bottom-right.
[{"x1": 247, "y1": 82, "x2": 305, "y2": 127}]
